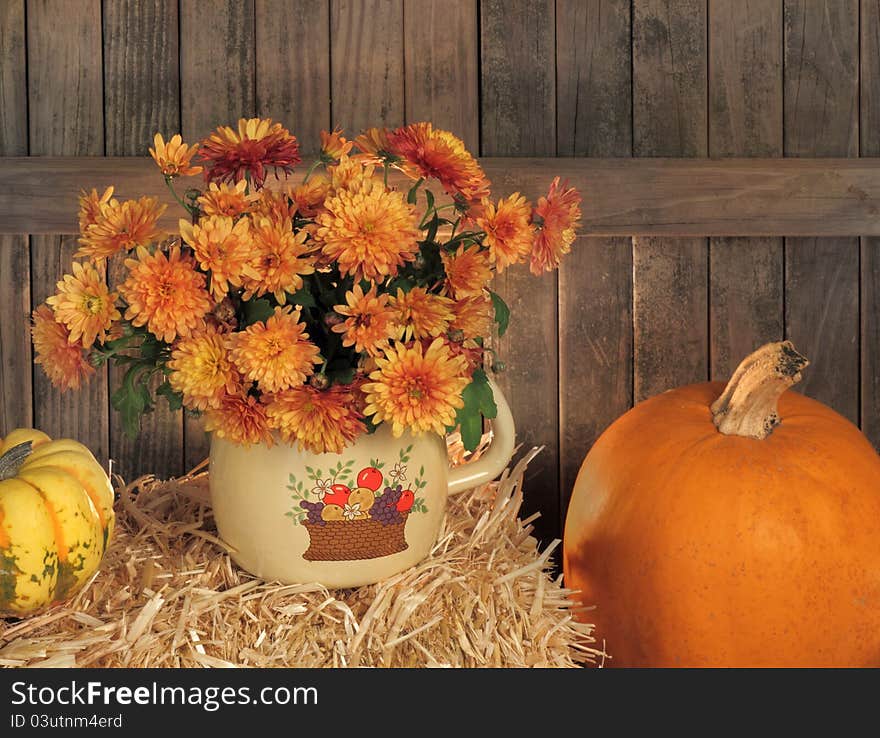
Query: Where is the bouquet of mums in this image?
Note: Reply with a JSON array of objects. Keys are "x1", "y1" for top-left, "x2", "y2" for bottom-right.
[{"x1": 31, "y1": 118, "x2": 581, "y2": 454}]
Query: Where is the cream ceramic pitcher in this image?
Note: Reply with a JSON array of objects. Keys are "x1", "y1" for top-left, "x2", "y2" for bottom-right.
[{"x1": 208, "y1": 379, "x2": 515, "y2": 587}]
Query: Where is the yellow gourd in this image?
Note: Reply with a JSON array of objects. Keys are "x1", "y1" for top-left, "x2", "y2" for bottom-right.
[{"x1": 0, "y1": 428, "x2": 115, "y2": 616}]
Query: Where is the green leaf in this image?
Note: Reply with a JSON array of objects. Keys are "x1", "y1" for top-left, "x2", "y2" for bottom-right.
[
  {"x1": 111, "y1": 365, "x2": 154, "y2": 438},
  {"x1": 287, "y1": 288, "x2": 316, "y2": 308},
  {"x1": 489, "y1": 290, "x2": 510, "y2": 337},
  {"x1": 327, "y1": 366, "x2": 356, "y2": 385},
  {"x1": 424, "y1": 189, "x2": 435, "y2": 215},
  {"x1": 406, "y1": 177, "x2": 424, "y2": 204},
  {"x1": 458, "y1": 409, "x2": 482, "y2": 453},
  {"x1": 156, "y1": 380, "x2": 183, "y2": 412},
  {"x1": 241, "y1": 297, "x2": 274, "y2": 327}
]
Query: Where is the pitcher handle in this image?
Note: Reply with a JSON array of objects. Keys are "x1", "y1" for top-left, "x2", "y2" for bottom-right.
[{"x1": 447, "y1": 378, "x2": 516, "y2": 496}]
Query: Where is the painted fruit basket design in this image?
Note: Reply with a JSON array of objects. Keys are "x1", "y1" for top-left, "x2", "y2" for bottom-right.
[{"x1": 286, "y1": 446, "x2": 429, "y2": 562}]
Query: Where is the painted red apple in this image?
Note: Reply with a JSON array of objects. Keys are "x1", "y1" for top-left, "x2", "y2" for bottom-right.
[
  {"x1": 323, "y1": 483, "x2": 352, "y2": 507},
  {"x1": 357, "y1": 467, "x2": 383, "y2": 492},
  {"x1": 396, "y1": 489, "x2": 415, "y2": 512}
]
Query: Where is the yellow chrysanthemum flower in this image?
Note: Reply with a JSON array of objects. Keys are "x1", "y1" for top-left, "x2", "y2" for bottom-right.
[
  {"x1": 197, "y1": 180, "x2": 259, "y2": 217},
  {"x1": 77, "y1": 196, "x2": 167, "y2": 261},
  {"x1": 179, "y1": 215, "x2": 257, "y2": 299},
  {"x1": 265, "y1": 384, "x2": 365, "y2": 454},
  {"x1": 392, "y1": 287, "x2": 454, "y2": 341},
  {"x1": 228, "y1": 306, "x2": 322, "y2": 393},
  {"x1": 362, "y1": 338, "x2": 469, "y2": 437},
  {"x1": 119, "y1": 246, "x2": 212, "y2": 343},
  {"x1": 332, "y1": 284, "x2": 398, "y2": 356},
  {"x1": 46, "y1": 261, "x2": 120, "y2": 349},
  {"x1": 241, "y1": 218, "x2": 317, "y2": 303},
  {"x1": 78, "y1": 186, "x2": 114, "y2": 232},
  {"x1": 316, "y1": 181, "x2": 419, "y2": 281},
  {"x1": 168, "y1": 326, "x2": 241, "y2": 411},
  {"x1": 149, "y1": 133, "x2": 202, "y2": 177},
  {"x1": 476, "y1": 193, "x2": 533, "y2": 272},
  {"x1": 441, "y1": 245, "x2": 493, "y2": 299},
  {"x1": 31, "y1": 304, "x2": 95, "y2": 392},
  {"x1": 203, "y1": 392, "x2": 274, "y2": 448}
]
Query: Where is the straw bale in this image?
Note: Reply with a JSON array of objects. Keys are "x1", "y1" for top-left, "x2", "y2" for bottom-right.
[{"x1": 0, "y1": 438, "x2": 603, "y2": 667}]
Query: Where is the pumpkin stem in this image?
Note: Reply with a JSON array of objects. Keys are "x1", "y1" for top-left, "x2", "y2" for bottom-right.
[
  {"x1": 0, "y1": 441, "x2": 32, "y2": 481},
  {"x1": 711, "y1": 341, "x2": 809, "y2": 439}
]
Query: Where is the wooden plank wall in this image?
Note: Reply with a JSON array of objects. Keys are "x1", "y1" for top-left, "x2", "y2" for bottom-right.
[{"x1": 0, "y1": 0, "x2": 878, "y2": 546}]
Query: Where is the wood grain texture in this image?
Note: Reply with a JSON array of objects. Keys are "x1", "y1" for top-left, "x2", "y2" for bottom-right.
[
  {"x1": 0, "y1": 238, "x2": 32, "y2": 433},
  {"x1": 103, "y1": 0, "x2": 180, "y2": 154},
  {"x1": 180, "y1": 0, "x2": 256, "y2": 143},
  {"x1": 404, "y1": 0, "x2": 479, "y2": 150},
  {"x1": 104, "y1": 0, "x2": 183, "y2": 480},
  {"x1": 256, "y1": 0, "x2": 330, "y2": 155},
  {"x1": 0, "y1": 2, "x2": 30, "y2": 435},
  {"x1": 6, "y1": 156, "x2": 880, "y2": 236},
  {"x1": 31, "y1": 236, "x2": 110, "y2": 466},
  {"x1": 480, "y1": 0, "x2": 555, "y2": 156},
  {"x1": 557, "y1": 0, "x2": 631, "y2": 158},
  {"x1": 708, "y1": 0, "x2": 783, "y2": 380},
  {"x1": 0, "y1": 0, "x2": 26, "y2": 155},
  {"x1": 180, "y1": 0, "x2": 256, "y2": 468},
  {"x1": 481, "y1": 0, "x2": 558, "y2": 545},
  {"x1": 27, "y1": 0, "x2": 108, "y2": 461},
  {"x1": 556, "y1": 0, "x2": 632, "y2": 531},
  {"x1": 330, "y1": 0, "x2": 404, "y2": 133},
  {"x1": 862, "y1": 0, "x2": 880, "y2": 448},
  {"x1": 27, "y1": 0, "x2": 103, "y2": 156},
  {"x1": 784, "y1": 0, "x2": 859, "y2": 423},
  {"x1": 632, "y1": 0, "x2": 708, "y2": 401}
]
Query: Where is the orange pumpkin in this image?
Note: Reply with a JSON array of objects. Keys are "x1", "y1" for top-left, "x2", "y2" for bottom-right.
[{"x1": 563, "y1": 342, "x2": 880, "y2": 667}]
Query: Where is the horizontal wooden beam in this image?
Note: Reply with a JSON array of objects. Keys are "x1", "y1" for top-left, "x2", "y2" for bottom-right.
[{"x1": 0, "y1": 156, "x2": 879, "y2": 236}]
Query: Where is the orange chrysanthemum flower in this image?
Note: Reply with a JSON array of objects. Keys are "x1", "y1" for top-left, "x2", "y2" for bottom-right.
[
  {"x1": 352, "y1": 126, "x2": 397, "y2": 165},
  {"x1": 149, "y1": 133, "x2": 202, "y2": 177},
  {"x1": 197, "y1": 180, "x2": 260, "y2": 217},
  {"x1": 290, "y1": 175, "x2": 330, "y2": 219},
  {"x1": 530, "y1": 177, "x2": 582, "y2": 275},
  {"x1": 203, "y1": 392, "x2": 274, "y2": 448},
  {"x1": 242, "y1": 218, "x2": 316, "y2": 303},
  {"x1": 476, "y1": 193, "x2": 533, "y2": 272},
  {"x1": 387, "y1": 122, "x2": 490, "y2": 204},
  {"x1": 199, "y1": 117, "x2": 301, "y2": 187},
  {"x1": 77, "y1": 196, "x2": 167, "y2": 261},
  {"x1": 320, "y1": 127, "x2": 353, "y2": 162},
  {"x1": 265, "y1": 384, "x2": 365, "y2": 454},
  {"x1": 31, "y1": 305, "x2": 94, "y2": 391},
  {"x1": 332, "y1": 284, "x2": 398, "y2": 356},
  {"x1": 392, "y1": 287, "x2": 454, "y2": 341},
  {"x1": 228, "y1": 306, "x2": 321, "y2": 393},
  {"x1": 450, "y1": 295, "x2": 494, "y2": 340},
  {"x1": 78, "y1": 186, "x2": 114, "y2": 232},
  {"x1": 179, "y1": 215, "x2": 256, "y2": 299},
  {"x1": 316, "y1": 182, "x2": 419, "y2": 281},
  {"x1": 252, "y1": 188, "x2": 298, "y2": 225},
  {"x1": 362, "y1": 338, "x2": 469, "y2": 437},
  {"x1": 327, "y1": 155, "x2": 375, "y2": 193},
  {"x1": 168, "y1": 325, "x2": 241, "y2": 411},
  {"x1": 46, "y1": 261, "x2": 120, "y2": 349},
  {"x1": 441, "y1": 245, "x2": 492, "y2": 299},
  {"x1": 119, "y1": 246, "x2": 211, "y2": 343}
]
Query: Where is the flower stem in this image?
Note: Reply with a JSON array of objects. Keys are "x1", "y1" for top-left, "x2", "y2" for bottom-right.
[{"x1": 164, "y1": 176, "x2": 191, "y2": 214}]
